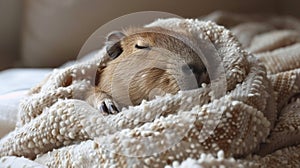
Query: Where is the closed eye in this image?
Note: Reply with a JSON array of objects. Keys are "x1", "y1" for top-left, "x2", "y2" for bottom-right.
[{"x1": 135, "y1": 44, "x2": 149, "y2": 49}]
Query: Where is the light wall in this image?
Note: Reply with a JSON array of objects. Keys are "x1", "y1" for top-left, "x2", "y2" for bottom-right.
[
  {"x1": 1, "y1": 0, "x2": 299, "y2": 69},
  {"x1": 0, "y1": 0, "x2": 22, "y2": 69}
]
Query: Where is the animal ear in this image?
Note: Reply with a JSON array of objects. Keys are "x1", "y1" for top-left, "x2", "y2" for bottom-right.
[
  {"x1": 106, "y1": 31, "x2": 125, "y2": 43},
  {"x1": 106, "y1": 31, "x2": 125, "y2": 59}
]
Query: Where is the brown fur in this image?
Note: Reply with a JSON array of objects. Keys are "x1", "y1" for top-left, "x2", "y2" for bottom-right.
[{"x1": 86, "y1": 27, "x2": 209, "y2": 110}]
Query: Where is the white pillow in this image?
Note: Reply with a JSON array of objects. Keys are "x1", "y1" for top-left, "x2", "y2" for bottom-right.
[
  {"x1": 0, "y1": 68, "x2": 51, "y2": 138},
  {"x1": 0, "y1": 90, "x2": 27, "y2": 138}
]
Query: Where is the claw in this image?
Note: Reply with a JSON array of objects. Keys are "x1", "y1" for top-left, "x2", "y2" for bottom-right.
[
  {"x1": 98, "y1": 99, "x2": 120, "y2": 115},
  {"x1": 99, "y1": 101, "x2": 109, "y2": 115},
  {"x1": 108, "y1": 104, "x2": 119, "y2": 114}
]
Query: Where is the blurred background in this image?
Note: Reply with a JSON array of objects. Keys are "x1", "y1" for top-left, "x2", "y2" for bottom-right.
[{"x1": 0, "y1": 0, "x2": 300, "y2": 70}]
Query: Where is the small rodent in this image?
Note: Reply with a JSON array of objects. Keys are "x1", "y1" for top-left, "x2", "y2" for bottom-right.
[{"x1": 85, "y1": 27, "x2": 210, "y2": 115}]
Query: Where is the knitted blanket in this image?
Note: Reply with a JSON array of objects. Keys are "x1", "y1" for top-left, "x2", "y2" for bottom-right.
[{"x1": 1, "y1": 13, "x2": 300, "y2": 167}]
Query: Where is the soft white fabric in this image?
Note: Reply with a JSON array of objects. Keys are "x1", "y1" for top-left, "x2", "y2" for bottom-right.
[
  {"x1": 0, "y1": 91, "x2": 26, "y2": 138},
  {"x1": 0, "y1": 156, "x2": 46, "y2": 168},
  {"x1": 0, "y1": 69, "x2": 51, "y2": 138},
  {"x1": 0, "y1": 69, "x2": 51, "y2": 94}
]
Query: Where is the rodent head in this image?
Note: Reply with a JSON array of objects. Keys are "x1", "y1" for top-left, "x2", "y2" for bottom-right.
[{"x1": 104, "y1": 27, "x2": 210, "y2": 106}]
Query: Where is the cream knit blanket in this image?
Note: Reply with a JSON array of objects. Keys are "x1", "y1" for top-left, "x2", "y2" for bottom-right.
[{"x1": 0, "y1": 13, "x2": 300, "y2": 167}]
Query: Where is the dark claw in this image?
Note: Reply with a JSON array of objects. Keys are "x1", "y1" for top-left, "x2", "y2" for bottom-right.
[
  {"x1": 99, "y1": 99, "x2": 120, "y2": 115},
  {"x1": 99, "y1": 101, "x2": 109, "y2": 115},
  {"x1": 108, "y1": 104, "x2": 119, "y2": 114}
]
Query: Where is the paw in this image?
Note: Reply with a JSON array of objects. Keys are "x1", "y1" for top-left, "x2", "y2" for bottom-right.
[{"x1": 99, "y1": 99, "x2": 120, "y2": 115}]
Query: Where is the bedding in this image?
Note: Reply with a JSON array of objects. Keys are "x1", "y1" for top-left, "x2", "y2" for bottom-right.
[
  {"x1": 0, "y1": 69, "x2": 51, "y2": 138},
  {"x1": 1, "y1": 12, "x2": 300, "y2": 167},
  {"x1": 0, "y1": 69, "x2": 51, "y2": 95}
]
